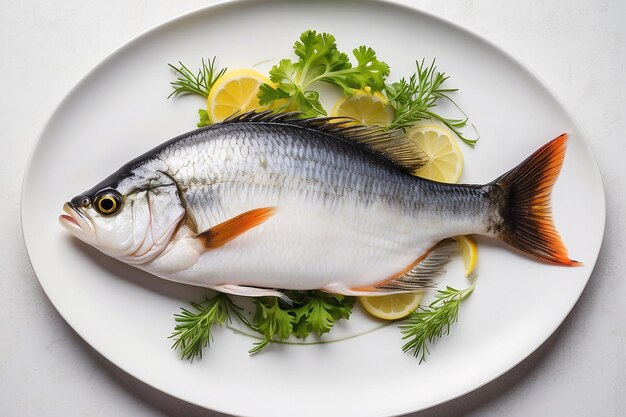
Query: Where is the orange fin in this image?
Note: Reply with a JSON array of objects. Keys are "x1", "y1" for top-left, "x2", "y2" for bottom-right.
[
  {"x1": 492, "y1": 134, "x2": 581, "y2": 266},
  {"x1": 352, "y1": 240, "x2": 457, "y2": 294},
  {"x1": 196, "y1": 207, "x2": 276, "y2": 249}
]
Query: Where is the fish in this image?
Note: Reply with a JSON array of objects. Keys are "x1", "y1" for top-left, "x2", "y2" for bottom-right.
[{"x1": 59, "y1": 111, "x2": 579, "y2": 300}]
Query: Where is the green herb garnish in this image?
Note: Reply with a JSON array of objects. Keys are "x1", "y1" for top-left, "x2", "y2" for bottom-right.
[
  {"x1": 292, "y1": 291, "x2": 354, "y2": 338},
  {"x1": 258, "y1": 30, "x2": 390, "y2": 117},
  {"x1": 169, "y1": 293, "x2": 248, "y2": 361},
  {"x1": 197, "y1": 109, "x2": 210, "y2": 128},
  {"x1": 399, "y1": 279, "x2": 476, "y2": 363},
  {"x1": 249, "y1": 291, "x2": 355, "y2": 353},
  {"x1": 168, "y1": 32, "x2": 476, "y2": 146},
  {"x1": 248, "y1": 297, "x2": 297, "y2": 353},
  {"x1": 385, "y1": 59, "x2": 477, "y2": 146},
  {"x1": 168, "y1": 57, "x2": 226, "y2": 99},
  {"x1": 170, "y1": 291, "x2": 355, "y2": 359}
]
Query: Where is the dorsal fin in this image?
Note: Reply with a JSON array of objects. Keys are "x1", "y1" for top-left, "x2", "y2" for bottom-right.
[{"x1": 221, "y1": 111, "x2": 427, "y2": 173}]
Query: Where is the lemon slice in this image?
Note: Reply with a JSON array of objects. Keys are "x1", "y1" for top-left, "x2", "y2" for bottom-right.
[
  {"x1": 207, "y1": 69, "x2": 271, "y2": 123},
  {"x1": 359, "y1": 291, "x2": 423, "y2": 320},
  {"x1": 454, "y1": 235, "x2": 478, "y2": 277},
  {"x1": 407, "y1": 124, "x2": 463, "y2": 183},
  {"x1": 331, "y1": 91, "x2": 394, "y2": 127}
]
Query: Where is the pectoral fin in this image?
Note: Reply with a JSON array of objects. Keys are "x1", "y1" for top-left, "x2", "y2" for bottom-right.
[
  {"x1": 195, "y1": 207, "x2": 277, "y2": 249},
  {"x1": 351, "y1": 240, "x2": 458, "y2": 294}
]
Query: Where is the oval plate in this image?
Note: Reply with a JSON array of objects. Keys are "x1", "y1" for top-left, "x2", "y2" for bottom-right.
[{"x1": 21, "y1": 1, "x2": 605, "y2": 416}]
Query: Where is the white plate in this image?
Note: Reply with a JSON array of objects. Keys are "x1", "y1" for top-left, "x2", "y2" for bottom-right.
[{"x1": 21, "y1": 1, "x2": 605, "y2": 416}]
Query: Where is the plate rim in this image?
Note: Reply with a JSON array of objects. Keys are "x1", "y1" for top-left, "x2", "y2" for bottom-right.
[{"x1": 20, "y1": 0, "x2": 607, "y2": 415}]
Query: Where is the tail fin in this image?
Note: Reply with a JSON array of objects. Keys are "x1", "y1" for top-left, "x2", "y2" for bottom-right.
[{"x1": 492, "y1": 134, "x2": 580, "y2": 266}]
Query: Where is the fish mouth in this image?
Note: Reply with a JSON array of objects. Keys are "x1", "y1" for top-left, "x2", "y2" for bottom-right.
[{"x1": 59, "y1": 203, "x2": 94, "y2": 242}]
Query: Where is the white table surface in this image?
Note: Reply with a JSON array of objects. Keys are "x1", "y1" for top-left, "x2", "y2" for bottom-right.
[{"x1": 2, "y1": 0, "x2": 624, "y2": 416}]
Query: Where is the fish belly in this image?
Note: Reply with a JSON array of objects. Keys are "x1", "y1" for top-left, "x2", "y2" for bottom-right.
[{"x1": 155, "y1": 187, "x2": 469, "y2": 292}]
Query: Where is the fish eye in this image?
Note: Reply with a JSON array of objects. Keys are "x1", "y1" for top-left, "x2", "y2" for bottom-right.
[{"x1": 94, "y1": 191, "x2": 122, "y2": 215}]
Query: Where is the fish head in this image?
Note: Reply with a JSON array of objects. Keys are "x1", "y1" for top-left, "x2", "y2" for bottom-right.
[{"x1": 59, "y1": 164, "x2": 186, "y2": 265}]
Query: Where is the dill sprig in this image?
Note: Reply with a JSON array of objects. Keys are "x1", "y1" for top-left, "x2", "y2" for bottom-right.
[
  {"x1": 168, "y1": 57, "x2": 226, "y2": 99},
  {"x1": 385, "y1": 59, "x2": 478, "y2": 147},
  {"x1": 169, "y1": 292, "x2": 249, "y2": 361},
  {"x1": 399, "y1": 279, "x2": 476, "y2": 363}
]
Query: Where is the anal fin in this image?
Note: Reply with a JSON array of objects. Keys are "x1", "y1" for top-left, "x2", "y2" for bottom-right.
[{"x1": 352, "y1": 240, "x2": 457, "y2": 294}]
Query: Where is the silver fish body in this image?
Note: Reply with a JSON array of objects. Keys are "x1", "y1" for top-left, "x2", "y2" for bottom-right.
[{"x1": 60, "y1": 113, "x2": 577, "y2": 297}]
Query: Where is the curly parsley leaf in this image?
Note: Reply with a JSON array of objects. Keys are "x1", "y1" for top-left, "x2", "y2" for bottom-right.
[
  {"x1": 249, "y1": 297, "x2": 297, "y2": 353},
  {"x1": 293, "y1": 292, "x2": 354, "y2": 337},
  {"x1": 197, "y1": 109, "x2": 210, "y2": 127},
  {"x1": 247, "y1": 291, "x2": 355, "y2": 353},
  {"x1": 258, "y1": 30, "x2": 390, "y2": 117}
]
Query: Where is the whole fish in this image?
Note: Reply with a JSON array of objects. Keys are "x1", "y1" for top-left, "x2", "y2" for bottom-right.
[{"x1": 59, "y1": 112, "x2": 578, "y2": 299}]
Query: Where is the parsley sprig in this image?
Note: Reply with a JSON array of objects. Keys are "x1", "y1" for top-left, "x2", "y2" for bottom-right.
[
  {"x1": 249, "y1": 297, "x2": 296, "y2": 354},
  {"x1": 249, "y1": 291, "x2": 354, "y2": 353},
  {"x1": 258, "y1": 30, "x2": 390, "y2": 117},
  {"x1": 292, "y1": 291, "x2": 354, "y2": 338},
  {"x1": 399, "y1": 278, "x2": 476, "y2": 363}
]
